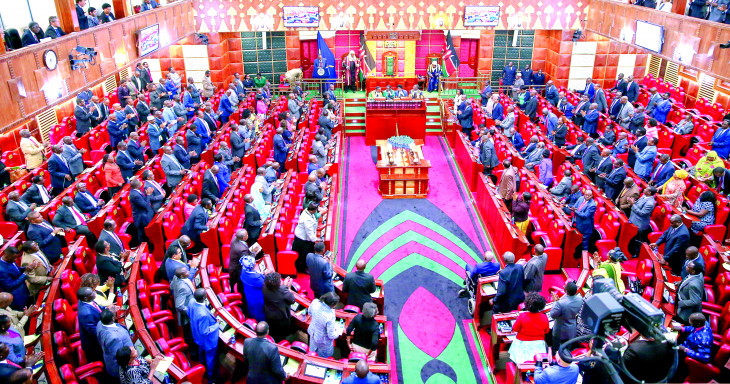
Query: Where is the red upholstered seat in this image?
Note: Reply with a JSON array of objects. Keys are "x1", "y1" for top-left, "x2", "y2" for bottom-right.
[
  {"x1": 60, "y1": 269, "x2": 81, "y2": 307},
  {"x1": 684, "y1": 344, "x2": 730, "y2": 383}
]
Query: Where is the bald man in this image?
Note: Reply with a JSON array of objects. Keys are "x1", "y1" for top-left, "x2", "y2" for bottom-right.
[
  {"x1": 0, "y1": 293, "x2": 36, "y2": 337},
  {"x1": 342, "y1": 260, "x2": 376, "y2": 310},
  {"x1": 342, "y1": 360, "x2": 380, "y2": 384}
]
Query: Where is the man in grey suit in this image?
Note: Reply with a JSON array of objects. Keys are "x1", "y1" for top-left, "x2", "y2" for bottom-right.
[
  {"x1": 645, "y1": 87, "x2": 661, "y2": 115},
  {"x1": 288, "y1": 93, "x2": 302, "y2": 122},
  {"x1": 52, "y1": 196, "x2": 97, "y2": 246},
  {"x1": 312, "y1": 134, "x2": 327, "y2": 168},
  {"x1": 523, "y1": 244, "x2": 548, "y2": 293},
  {"x1": 135, "y1": 93, "x2": 151, "y2": 123},
  {"x1": 171, "y1": 267, "x2": 196, "y2": 350},
  {"x1": 628, "y1": 187, "x2": 657, "y2": 257},
  {"x1": 676, "y1": 262, "x2": 705, "y2": 324},
  {"x1": 629, "y1": 106, "x2": 647, "y2": 134},
  {"x1": 97, "y1": 309, "x2": 133, "y2": 377},
  {"x1": 161, "y1": 146, "x2": 187, "y2": 188},
  {"x1": 4, "y1": 191, "x2": 35, "y2": 231},
  {"x1": 550, "y1": 281, "x2": 583, "y2": 351},
  {"x1": 230, "y1": 124, "x2": 248, "y2": 169},
  {"x1": 594, "y1": 83, "x2": 608, "y2": 114},
  {"x1": 550, "y1": 169, "x2": 573, "y2": 200},
  {"x1": 497, "y1": 106, "x2": 516, "y2": 133},
  {"x1": 616, "y1": 96, "x2": 635, "y2": 130},
  {"x1": 61, "y1": 137, "x2": 85, "y2": 177},
  {"x1": 479, "y1": 131, "x2": 499, "y2": 176},
  {"x1": 74, "y1": 98, "x2": 96, "y2": 136},
  {"x1": 217, "y1": 142, "x2": 238, "y2": 173},
  {"x1": 98, "y1": 220, "x2": 126, "y2": 256}
]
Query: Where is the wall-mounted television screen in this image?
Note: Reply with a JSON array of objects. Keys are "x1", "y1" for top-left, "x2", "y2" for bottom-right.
[
  {"x1": 283, "y1": 6, "x2": 320, "y2": 28},
  {"x1": 138, "y1": 24, "x2": 160, "y2": 56},
  {"x1": 463, "y1": 6, "x2": 500, "y2": 27},
  {"x1": 634, "y1": 20, "x2": 664, "y2": 53}
]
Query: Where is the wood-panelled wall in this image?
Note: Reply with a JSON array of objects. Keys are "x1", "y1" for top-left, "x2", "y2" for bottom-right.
[
  {"x1": 0, "y1": 0, "x2": 194, "y2": 134},
  {"x1": 587, "y1": 0, "x2": 730, "y2": 82}
]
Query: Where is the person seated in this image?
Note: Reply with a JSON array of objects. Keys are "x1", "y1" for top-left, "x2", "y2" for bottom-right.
[
  {"x1": 459, "y1": 251, "x2": 500, "y2": 298},
  {"x1": 550, "y1": 169, "x2": 573, "y2": 200},
  {"x1": 0, "y1": 315, "x2": 39, "y2": 366},
  {"x1": 74, "y1": 182, "x2": 104, "y2": 217},
  {"x1": 533, "y1": 352, "x2": 579, "y2": 384},
  {"x1": 509, "y1": 292, "x2": 549, "y2": 364},
  {"x1": 95, "y1": 241, "x2": 130, "y2": 289},
  {"x1": 671, "y1": 312, "x2": 712, "y2": 365},
  {"x1": 368, "y1": 86, "x2": 383, "y2": 100},
  {"x1": 590, "y1": 248, "x2": 627, "y2": 292},
  {"x1": 394, "y1": 85, "x2": 408, "y2": 98},
  {"x1": 383, "y1": 85, "x2": 395, "y2": 100},
  {"x1": 18, "y1": 241, "x2": 52, "y2": 298},
  {"x1": 0, "y1": 293, "x2": 37, "y2": 337},
  {"x1": 26, "y1": 212, "x2": 64, "y2": 264},
  {"x1": 342, "y1": 360, "x2": 381, "y2": 384},
  {"x1": 21, "y1": 176, "x2": 51, "y2": 206},
  {"x1": 410, "y1": 85, "x2": 424, "y2": 99},
  {"x1": 4, "y1": 192, "x2": 35, "y2": 232},
  {"x1": 346, "y1": 302, "x2": 380, "y2": 361},
  {"x1": 117, "y1": 347, "x2": 161, "y2": 384},
  {"x1": 52, "y1": 196, "x2": 98, "y2": 247},
  {"x1": 80, "y1": 273, "x2": 116, "y2": 307}
]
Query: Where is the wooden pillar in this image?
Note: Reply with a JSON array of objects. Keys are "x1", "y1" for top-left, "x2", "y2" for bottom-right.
[
  {"x1": 55, "y1": 0, "x2": 80, "y2": 33},
  {"x1": 672, "y1": 0, "x2": 688, "y2": 15},
  {"x1": 112, "y1": 0, "x2": 130, "y2": 19}
]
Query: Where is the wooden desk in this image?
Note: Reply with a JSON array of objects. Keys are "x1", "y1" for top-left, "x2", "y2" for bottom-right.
[
  {"x1": 366, "y1": 77, "x2": 419, "y2": 93},
  {"x1": 365, "y1": 102, "x2": 426, "y2": 145},
  {"x1": 375, "y1": 140, "x2": 430, "y2": 198}
]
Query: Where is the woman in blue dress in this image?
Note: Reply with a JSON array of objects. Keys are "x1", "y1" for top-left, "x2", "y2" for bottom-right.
[
  {"x1": 239, "y1": 255, "x2": 266, "y2": 321},
  {"x1": 427, "y1": 61, "x2": 441, "y2": 93}
]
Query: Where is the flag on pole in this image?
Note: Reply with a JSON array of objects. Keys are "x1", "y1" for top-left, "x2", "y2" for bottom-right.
[
  {"x1": 441, "y1": 31, "x2": 460, "y2": 78},
  {"x1": 359, "y1": 31, "x2": 375, "y2": 81}
]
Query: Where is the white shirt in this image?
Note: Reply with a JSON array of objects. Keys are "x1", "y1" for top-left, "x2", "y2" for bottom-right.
[
  {"x1": 38, "y1": 185, "x2": 51, "y2": 203},
  {"x1": 294, "y1": 210, "x2": 318, "y2": 242}
]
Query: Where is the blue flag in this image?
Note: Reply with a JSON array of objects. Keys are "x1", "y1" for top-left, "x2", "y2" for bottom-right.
[{"x1": 315, "y1": 32, "x2": 336, "y2": 79}]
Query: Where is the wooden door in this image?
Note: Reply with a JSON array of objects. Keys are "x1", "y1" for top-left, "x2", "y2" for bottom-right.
[{"x1": 459, "y1": 38, "x2": 479, "y2": 77}]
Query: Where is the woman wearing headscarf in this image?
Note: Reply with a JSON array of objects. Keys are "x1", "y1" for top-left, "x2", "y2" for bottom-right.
[
  {"x1": 690, "y1": 150, "x2": 723, "y2": 185},
  {"x1": 427, "y1": 60, "x2": 442, "y2": 93},
  {"x1": 239, "y1": 254, "x2": 266, "y2": 321},
  {"x1": 590, "y1": 248, "x2": 627, "y2": 293},
  {"x1": 659, "y1": 169, "x2": 688, "y2": 208},
  {"x1": 250, "y1": 181, "x2": 271, "y2": 221}
]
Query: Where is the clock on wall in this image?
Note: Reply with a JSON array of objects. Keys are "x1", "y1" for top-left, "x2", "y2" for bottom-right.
[{"x1": 43, "y1": 49, "x2": 58, "y2": 71}]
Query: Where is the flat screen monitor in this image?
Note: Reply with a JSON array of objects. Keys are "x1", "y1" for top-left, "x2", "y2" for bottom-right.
[
  {"x1": 634, "y1": 20, "x2": 664, "y2": 53},
  {"x1": 463, "y1": 6, "x2": 500, "y2": 27},
  {"x1": 283, "y1": 6, "x2": 319, "y2": 28},
  {"x1": 138, "y1": 24, "x2": 160, "y2": 56}
]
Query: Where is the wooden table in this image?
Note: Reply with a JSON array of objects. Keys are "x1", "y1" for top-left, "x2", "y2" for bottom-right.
[
  {"x1": 375, "y1": 139, "x2": 430, "y2": 198},
  {"x1": 365, "y1": 101, "x2": 426, "y2": 145},
  {"x1": 366, "y1": 76, "x2": 419, "y2": 93}
]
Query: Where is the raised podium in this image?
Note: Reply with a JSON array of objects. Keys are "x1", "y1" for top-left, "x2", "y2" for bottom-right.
[
  {"x1": 365, "y1": 99, "x2": 426, "y2": 146},
  {"x1": 375, "y1": 139, "x2": 430, "y2": 198}
]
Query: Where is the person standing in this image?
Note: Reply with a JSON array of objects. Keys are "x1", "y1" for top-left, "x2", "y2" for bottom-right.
[
  {"x1": 523, "y1": 245, "x2": 548, "y2": 293},
  {"x1": 570, "y1": 189, "x2": 597, "y2": 254},
  {"x1": 292, "y1": 203, "x2": 321, "y2": 273},
  {"x1": 306, "y1": 242, "x2": 334, "y2": 299},
  {"x1": 307, "y1": 292, "x2": 340, "y2": 358},
  {"x1": 19, "y1": 130, "x2": 47, "y2": 171},
  {"x1": 187, "y1": 289, "x2": 219, "y2": 383},
  {"x1": 343, "y1": 260, "x2": 376, "y2": 310},
  {"x1": 479, "y1": 131, "x2": 499, "y2": 177},
  {"x1": 628, "y1": 187, "x2": 657, "y2": 257},
  {"x1": 262, "y1": 273, "x2": 295, "y2": 343},
  {"x1": 502, "y1": 62, "x2": 517, "y2": 96},
  {"x1": 675, "y1": 262, "x2": 704, "y2": 324},
  {"x1": 498, "y1": 160, "x2": 517, "y2": 211},
  {"x1": 493, "y1": 252, "x2": 525, "y2": 313},
  {"x1": 549, "y1": 281, "x2": 583, "y2": 352},
  {"x1": 343, "y1": 51, "x2": 360, "y2": 92},
  {"x1": 97, "y1": 309, "x2": 133, "y2": 377},
  {"x1": 243, "y1": 321, "x2": 288, "y2": 383},
  {"x1": 534, "y1": 352, "x2": 580, "y2": 384},
  {"x1": 346, "y1": 302, "x2": 380, "y2": 361}
]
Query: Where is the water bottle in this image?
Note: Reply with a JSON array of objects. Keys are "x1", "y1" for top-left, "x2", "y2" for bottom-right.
[
  {"x1": 116, "y1": 287, "x2": 123, "y2": 307},
  {"x1": 163, "y1": 372, "x2": 170, "y2": 384}
]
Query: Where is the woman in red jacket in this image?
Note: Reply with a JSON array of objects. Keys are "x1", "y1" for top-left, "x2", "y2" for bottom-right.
[
  {"x1": 103, "y1": 154, "x2": 125, "y2": 197},
  {"x1": 509, "y1": 292, "x2": 549, "y2": 364}
]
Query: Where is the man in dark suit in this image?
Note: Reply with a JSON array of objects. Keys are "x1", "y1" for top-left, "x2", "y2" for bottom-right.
[
  {"x1": 48, "y1": 145, "x2": 73, "y2": 195},
  {"x1": 173, "y1": 137, "x2": 192, "y2": 169},
  {"x1": 129, "y1": 179, "x2": 155, "y2": 243},
  {"x1": 76, "y1": 0, "x2": 89, "y2": 30},
  {"x1": 523, "y1": 245, "x2": 548, "y2": 293},
  {"x1": 243, "y1": 322, "x2": 287, "y2": 384},
  {"x1": 629, "y1": 106, "x2": 646, "y2": 134},
  {"x1": 571, "y1": 189, "x2": 597, "y2": 253},
  {"x1": 591, "y1": 148, "x2": 612, "y2": 188},
  {"x1": 649, "y1": 154, "x2": 675, "y2": 188},
  {"x1": 244, "y1": 194, "x2": 262, "y2": 246},
  {"x1": 342, "y1": 259, "x2": 376, "y2": 310},
  {"x1": 524, "y1": 90, "x2": 539, "y2": 122},
  {"x1": 273, "y1": 128, "x2": 289, "y2": 172},
  {"x1": 26, "y1": 212, "x2": 64, "y2": 264},
  {"x1": 581, "y1": 138, "x2": 602, "y2": 182},
  {"x1": 652, "y1": 215, "x2": 691, "y2": 277},
  {"x1": 675, "y1": 262, "x2": 705, "y2": 324},
  {"x1": 317, "y1": 110, "x2": 335, "y2": 141},
  {"x1": 0, "y1": 247, "x2": 35, "y2": 310},
  {"x1": 712, "y1": 166, "x2": 730, "y2": 195},
  {"x1": 74, "y1": 182, "x2": 103, "y2": 216},
  {"x1": 544, "y1": 80, "x2": 559, "y2": 106},
  {"x1": 116, "y1": 142, "x2": 142, "y2": 181},
  {"x1": 98, "y1": 3, "x2": 115, "y2": 24},
  {"x1": 681, "y1": 246, "x2": 705, "y2": 281},
  {"x1": 141, "y1": 170, "x2": 166, "y2": 211},
  {"x1": 77, "y1": 287, "x2": 105, "y2": 362},
  {"x1": 229, "y1": 229, "x2": 254, "y2": 297},
  {"x1": 306, "y1": 242, "x2": 334, "y2": 298},
  {"x1": 625, "y1": 75, "x2": 640, "y2": 103},
  {"x1": 135, "y1": 93, "x2": 150, "y2": 124},
  {"x1": 600, "y1": 159, "x2": 627, "y2": 201},
  {"x1": 98, "y1": 219, "x2": 126, "y2": 256},
  {"x1": 627, "y1": 128, "x2": 648, "y2": 169},
  {"x1": 181, "y1": 198, "x2": 211, "y2": 253},
  {"x1": 549, "y1": 280, "x2": 583, "y2": 351},
  {"x1": 572, "y1": 94, "x2": 590, "y2": 127},
  {"x1": 52, "y1": 196, "x2": 97, "y2": 246},
  {"x1": 458, "y1": 98, "x2": 474, "y2": 138},
  {"x1": 4, "y1": 192, "x2": 35, "y2": 231},
  {"x1": 21, "y1": 176, "x2": 52, "y2": 206},
  {"x1": 45, "y1": 16, "x2": 66, "y2": 39},
  {"x1": 126, "y1": 132, "x2": 145, "y2": 162},
  {"x1": 158, "y1": 235, "x2": 191, "y2": 281},
  {"x1": 21, "y1": 22, "x2": 43, "y2": 47},
  {"x1": 493, "y1": 252, "x2": 524, "y2": 313},
  {"x1": 202, "y1": 166, "x2": 221, "y2": 204},
  {"x1": 610, "y1": 73, "x2": 627, "y2": 94}
]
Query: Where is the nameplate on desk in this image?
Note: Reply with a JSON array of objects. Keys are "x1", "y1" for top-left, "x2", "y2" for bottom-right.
[{"x1": 303, "y1": 363, "x2": 327, "y2": 379}]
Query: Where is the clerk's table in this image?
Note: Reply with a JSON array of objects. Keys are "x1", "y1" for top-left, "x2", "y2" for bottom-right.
[
  {"x1": 376, "y1": 140, "x2": 430, "y2": 198},
  {"x1": 365, "y1": 99, "x2": 426, "y2": 145}
]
